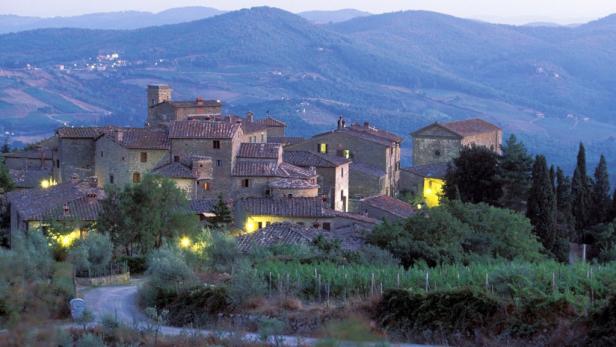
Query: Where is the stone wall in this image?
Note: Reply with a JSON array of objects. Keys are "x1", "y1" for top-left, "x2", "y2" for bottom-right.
[
  {"x1": 399, "y1": 169, "x2": 423, "y2": 195},
  {"x1": 94, "y1": 136, "x2": 169, "y2": 187},
  {"x1": 58, "y1": 138, "x2": 96, "y2": 182},
  {"x1": 271, "y1": 186, "x2": 319, "y2": 198},
  {"x1": 5, "y1": 157, "x2": 53, "y2": 171},
  {"x1": 412, "y1": 136, "x2": 462, "y2": 166},
  {"x1": 461, "y1": 130, "x2": 503, "y2": 154},
  {"x1": 349, "y1": 168, "x2": 386, "y2": 199}
]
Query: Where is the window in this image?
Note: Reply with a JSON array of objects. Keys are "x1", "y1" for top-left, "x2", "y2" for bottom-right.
[
  {"x1": 318, "y1": 143, "x2": 328, "y2": 154},
  {"x1": 100, "y1": 151, "x2": 104, "y2": 158},
  {"x1": 313, "y1": 222, "x2": 320, "y2": 228},
  {"x1": 257, "y1": 222, "x2": 263, "y2": 229},
  {"x1": 216, "y1": 160, "x2": 222, "y2": 167},
  {"x1": 261, "y1": 134, "x2": 265, "y2": 142},
  {"x1": 287, "y1": 194, "x2": 294, "y2": 198},
  {"x1": 132, "y1": 172, "x2": 141, "y2": 183},
  {"x1": 434, "y1": 150, "x2": 441, "y2": 157},
  {"x1": 122, "y1": 156, "x2": 125, "y2": 161},
  {"x1": 140, "y1": 152, "x2": 148, "y2": 163},
  {"x1": 266, "y1": 221, "x2": 271, "y2": 227},
  {"x1": 213, "y1": 140, "x2": 221, "y2": 149},
  {"x1": 242, "y1": 179, "x2": 250, "y2": 188},
  {"x1": 109, "y1": 174, "x2": 114, "y2": 184},
  {"x1": 341, "y1": 189, "x2": 345, "y2": 200},
  {"x1": 323, "y1": 222, "x2": 331, "y2": 231},
  {"x1": 341, "y1": 167, "x2": 344, "y2": 178},
  {"x1": 342, "y1": 149, "x2": 351, "y2": 159},
  {"x1": 202, "y1": 182, "x2": 210, "y2": 191},
  {"x1": 265, "y1": 189, "x2": 271, "y2": 197},
  {"x1": 174, "y1": 155, "x2": 180, "y2": 162},
  {"x1": 56, "y1": 160, "x2": 60, "y2": 169}
]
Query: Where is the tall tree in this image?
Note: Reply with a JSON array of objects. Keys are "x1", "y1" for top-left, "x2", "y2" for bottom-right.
[
  {"x1": 555, "y1": 167, "x2": 574, "y2": 228},
  {"x1": 549, "y1": 165, "x2": 556, "y2": 192},
  {"x1": 571, "y1": 143, "x2": 593, "y2": 238},
  {"x1": 444, "y1": 145, "x2": 502, "y2": 205},
  {"x1": 592, "y1": 155, "x2": 611, "y2": 224},
  {"x1": 212, "y1": 194, "x2": 233, "y2": 228},
  {"x1": 611, "y1": 189, "x2": 616, "y2": 222},
  {"x1": 527, "y1": 155, "x2": 559, "y2": 258},
  {"x1": 498, "y1": 134, "x2": 533, "y2": 211}
]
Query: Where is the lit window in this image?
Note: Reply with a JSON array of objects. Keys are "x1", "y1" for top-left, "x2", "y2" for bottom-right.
[
  {"x1": 318, "y1": 143, "x2": 328, "y2": 154},
  {"x1": 202, "y1": 182, "x2": 210, "y2": 191},
  {"x1": 343, "y1": 149, "x2": 351, "y2": 159}
]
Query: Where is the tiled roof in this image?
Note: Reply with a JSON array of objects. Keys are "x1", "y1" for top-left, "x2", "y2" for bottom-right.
[
  {"x1": 232, "y1": 161, "x2": 315, "y2": 179},
  {"x1": 237, "y1": 197, "x2": 336, "y2": 218},
  {"x1": 441, "y1": 119, "x2": 501, "y2": 137},
  {"x1": 152, "y1": 162, "x2": 196, "y2": 179},
  {"x1": 190, "y1": 198, "x2": 232, "y2": 214},
  {"x1": 284, "y1": 150, "x2": 350, "y2": 168},
  {"x1": 402, "y1": 163, "x2": 449, "y2": 179},
  {"x1": 168, "y1": 98, "x2": 222, "y2": 108},
  {"x1": 237, "y1": 143, "x2": 281, "y2": 159},
  {"x1": 361, "y1": 195, "x2": 416, "y2": 219},
  {"x1": 269, "y1": 178, "x2": 319, "y2": 190},
  {"x1": 255, "y1": 117, "x2": 286, "y2": 128},
  {"x1": 350, "y1": 162, "x2": 386, "y2": 178},
  {"x1": 313, "y1": 124, "x2": 402, "y2": 146},
  {"x1": 7, "y1": 180, "x2": 104, "y2": 221},
  {"x1": 267, "y1": 136, "x2": 305, "y2": 146},
  {"x1": 104, "y1": 128, "x2": 170, "y2": 150},
  {"x1": 57, "y1": 127, "x2": 107, "y2": 139},
  {"x1": 169, "y1": 120, "x2": 240, "y2": 139},
  {"x1": 236, "y1": 222, "x2": 366, "y2": 252},
  {"x1": 9, "y1": 169, "x2": 53, "y2": 189},
  {"x1": 2, "y1": 149, "x2": 53, "y2": 160},
  {"x1": 49, "y1": 196, "x2": 102, "y2": 221},
  {"x1": 333, "y1": 211, "x2": 380, "y2": 225}
]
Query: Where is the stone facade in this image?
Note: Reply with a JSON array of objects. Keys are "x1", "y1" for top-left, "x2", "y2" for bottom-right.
[
  {"x1": 147, "y1": 85, "x2": 222, "y2": 127},
  {"x1": 57, "y1": 137, "x2": 97, "y2": 183}
]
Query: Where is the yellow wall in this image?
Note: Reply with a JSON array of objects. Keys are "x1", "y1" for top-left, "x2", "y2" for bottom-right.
[
  {"x1": 423, "y1": 178, "x2": 444, "y2": 207},
  {"x1": 243, "y1": 215, "x2": 335, "y2": 234}
]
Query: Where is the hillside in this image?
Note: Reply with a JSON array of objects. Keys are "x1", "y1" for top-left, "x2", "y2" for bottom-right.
[
  {"x1": 298, "y1": 9, "x2": 371, "y2": 24},
  {"x1": 0, "y1": 7, "x2": 615, "y2": 174}
]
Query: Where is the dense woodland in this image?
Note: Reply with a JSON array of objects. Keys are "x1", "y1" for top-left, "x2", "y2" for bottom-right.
[{"x1": 1, "y1": 135, "x2": 616, "y2": 346}]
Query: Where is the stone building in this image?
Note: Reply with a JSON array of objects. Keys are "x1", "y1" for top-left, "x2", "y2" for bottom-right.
[
  {"x1": 168, "y1": 120, "x2": 243, "y2": 197},
  {"x1": 411, "y1": 118, "x2": 502, "y2": 167},
  {"x1": 2, "y1": 149, "x2": 55, "y2": 190},
  {"x1": 6, "y1": 176, "x2": 104, "y2": 236},
  {"x1": 358, "y1": 194, "x2": 415, "y2": 222},
  {"x1": 152, "y1": 156, "x2": 214, "y2": 199},
  {"x1": 231, "y1": 143, "x2": 318, "y2": 199},
  {"x1": 288, "y1": 117, "x2": 402, "y2": 199},
  {"x1": 283, "y1": 150, "x2": 350, "y2": 212},
  {"x1": 147, "y1": 85, "x2": 222, "y2": 127},
  {"x1": 94, "y1": 128, "x2": 170, "y2": 187},
  {"x1": 56, "y1": 127, "x2": 106, "y2": 183}
]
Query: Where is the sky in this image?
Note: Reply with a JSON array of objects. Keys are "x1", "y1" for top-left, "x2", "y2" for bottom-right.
[{"x1": 2, "y1": 0, "x2": 616, "y2": 24}]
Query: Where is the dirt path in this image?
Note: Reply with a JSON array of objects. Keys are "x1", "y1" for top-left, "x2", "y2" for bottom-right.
[{"x1": 81, "y1": 283, "x2": 430, "y2": 347}]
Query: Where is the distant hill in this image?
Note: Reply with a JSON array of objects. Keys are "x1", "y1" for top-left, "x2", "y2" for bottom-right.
[
  {"x1": 298, "y1": 9, "x2": 371, "y2": 24},
  {"x1": 0, "y1": 7, "x2": 224, "y2": 33},
  {"x1": 1, "y1": 7, "x2": 616, "y2": 175}
]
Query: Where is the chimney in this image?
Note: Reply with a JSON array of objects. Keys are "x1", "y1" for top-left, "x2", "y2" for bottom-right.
[
  {"x1": 88, "y1": 176, "x2": 98, "y2": 188},
  {"x1": 337, "y1": 116, "x2": 343, "y2": 130},
  {"x1": 246, "y1": 112, "x2": 254, "y2": 123},
  {"x1": 86, "y1": 192, "x2": 97, "y2": 204}
]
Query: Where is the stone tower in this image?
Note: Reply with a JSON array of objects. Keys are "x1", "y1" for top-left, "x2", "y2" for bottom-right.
[{"x1": 147, "y1": 85, "x2": 172, "y2": 125}]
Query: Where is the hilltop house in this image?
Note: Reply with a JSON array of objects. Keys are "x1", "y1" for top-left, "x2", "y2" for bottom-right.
[
  {"x1": 287, "y1": 117, "x2": 402, "y2": 200},
  {"x1": 402, "y1": 118, "x2": 502, "y2": 207}
]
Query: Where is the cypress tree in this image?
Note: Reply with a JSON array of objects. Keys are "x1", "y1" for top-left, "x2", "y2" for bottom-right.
[
  {"x1": 527, "y1": 155, "x2": 558, "y2": 257},
  {"x1": 549, "y1": 165, "x2": 556, "y2": 192},
  {"x1": 611, "y1": 189, "x2": 616, "y2": 222},
  {"x1": 212, "y1": 194, "x2": 233, "y2": 228},
  {"x1": 571, "y1": 143, "x2": 593, "y2": 238},
  {"x1": 556, "y1": 167, "x2": 574, "y2": 227},
  {"x1": 592, "y1": 155, "x2": 611, "y2": 224},
  {"x1": 498, "y1": 134, "x2": 533, "y2": 211}
]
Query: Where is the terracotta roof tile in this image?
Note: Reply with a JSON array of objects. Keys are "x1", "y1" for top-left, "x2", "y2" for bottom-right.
[
  {"x1": 237, "y1": 197, "x2": 336, "y2": 218},
  {"x1": 255, "y1": 117, "x2": 286, "y2": 127},
  {"x1": 152, "y1": 162, "x2": 196, "y2": 179},
  {"x1": 57, "y1": 127, "x2": 108, "y2": 139},
  {"x1": 441, "y1": 119, "x2": 501, "y2": 137},
  {"x1": 361, "y1": 195, "x2": 416, "y2": 219},
  {"x1": 237, "y1": 143, "x2": 281, "y2": 159},
  {"x1": 284, "y1": 150, "x2": 350, "y2": 168},
  {"x1": 236, "y1": 222, "x2": 317, "y2": 252},
  {"x1": 169, "y1": 120, "x2": 240, "y2": 139},
  {"x1": 269, "y1": 178, "x2": 319, "y2": 190},
  {"x1": 232, "y1": 161, "x2": 315, "y2": 179},
  {"x1": 313, "y1": 123, "x2": 402, "y2": 146},
  {"x1": 105, "y1": 128, "x2": 170, "y2": 150}
]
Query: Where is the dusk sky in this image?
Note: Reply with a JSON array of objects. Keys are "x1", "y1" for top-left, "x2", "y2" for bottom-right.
[{"x1": 2, "y1": 0, "x2": 616, "y2": 24}]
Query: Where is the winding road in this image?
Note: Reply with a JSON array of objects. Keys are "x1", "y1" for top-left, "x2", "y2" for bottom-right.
[{"x1": 81, "y1": 283, "x2": 429, "y2": 347}]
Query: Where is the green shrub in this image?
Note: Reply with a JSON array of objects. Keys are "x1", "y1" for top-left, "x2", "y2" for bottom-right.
[
  {"x1": 68, "y1": 232, "x2": 113, "y2": 275},
  {"x1": 118, "y1": 255, "x2": 147, "y2": 274},
  {"x1": 75, "y1": 333, "x2": 105, "y2": 347},
  {"x1": 228, "y1": 259, "x2": 267, "y2": 306},
  {"x1": 586, "y1": 296, "x2": 616, "y2": 346},
  {"x1": 377, "y1": 288, "x2": 499, "y2": 336},
  {"x1": 166, "y1": 286, "x2": 230, "y2": 326}
]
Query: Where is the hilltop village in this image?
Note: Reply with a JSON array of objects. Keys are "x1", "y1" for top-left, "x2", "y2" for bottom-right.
[{"x1": 3, "y1": 85, "x2": 502, "y2": 239}]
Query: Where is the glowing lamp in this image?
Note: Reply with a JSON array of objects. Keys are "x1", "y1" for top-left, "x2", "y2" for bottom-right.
[{"x1": 179, "y1": 236, "x2": 192, "y2": 249}]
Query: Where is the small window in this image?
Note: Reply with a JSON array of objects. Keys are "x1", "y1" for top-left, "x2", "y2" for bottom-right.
[
  {"x1": 341, "y1": 167, "x2": 344, "y2": 178},
  {"x1": 435, "y1": 150, "x2": 441, "y2": 157},
  {"x1": 174, "y1": 155, "x2": 180, "y2": 162},
  {"x1": 140, "y1": 152, "x2": 148, "y2": 163},
  {"x1": 342, "y1": 149, "x2": 351, "y2": 159},
  {"x1": 257, "y1": 222, "x2": 263, "y2": 229},
  {"x1": 202, "y1": 182, "x2": 210, "y2": 191},
  {"x1": 318, "y1": 143, "x2": 328, "y2": 154},
  {"x1": 266, "y1": 221, "x2": 271, "y2": 227},
  {"x1": 242, "y1": 179, "x2": 250, "y2": 188},
  {"x1": 313, "y1": 222, "x2": 320, "y2": 228},
  {"x1": 261, "y1": 134, "x2": 265, "y2": 142},
  {"x1": 56, "y1": 160, "x2": 60, "y2": 168},
  {"x1": 340, "y1": 189, "x2": 345, "y2": 200},
  {"x1": 132, "y1": 172, "x2": 141, "y2": 183},
  {"x1": 288, "y1": 194, "x2": 294, "y2": 198},
  {"x1": 216, "y1": 160, "x2": 222, "y2": 167},
  {"x1": 213, "y1": 140, "x2": 221, "y2": 149},
  {"x1": 265, "y1": 189, "x2": 271, "y2": 197},
  {"x1": 100, "y1": 151, "x2": 104, "y2": 158},
  {"x1": 109, "y1": 174, "x2": 114, "y2": 184},
  {"x1": 122, "y1": 156, "x2": 125, "y2": 161},
  {"x1": 323, "y1": 222, "x2": 331, "y2": 231}
]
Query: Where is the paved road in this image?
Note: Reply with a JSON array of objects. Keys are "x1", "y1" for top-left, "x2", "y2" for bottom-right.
[{"x1": 82, "y1": 284, "x2": 429, "y2": 347}]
